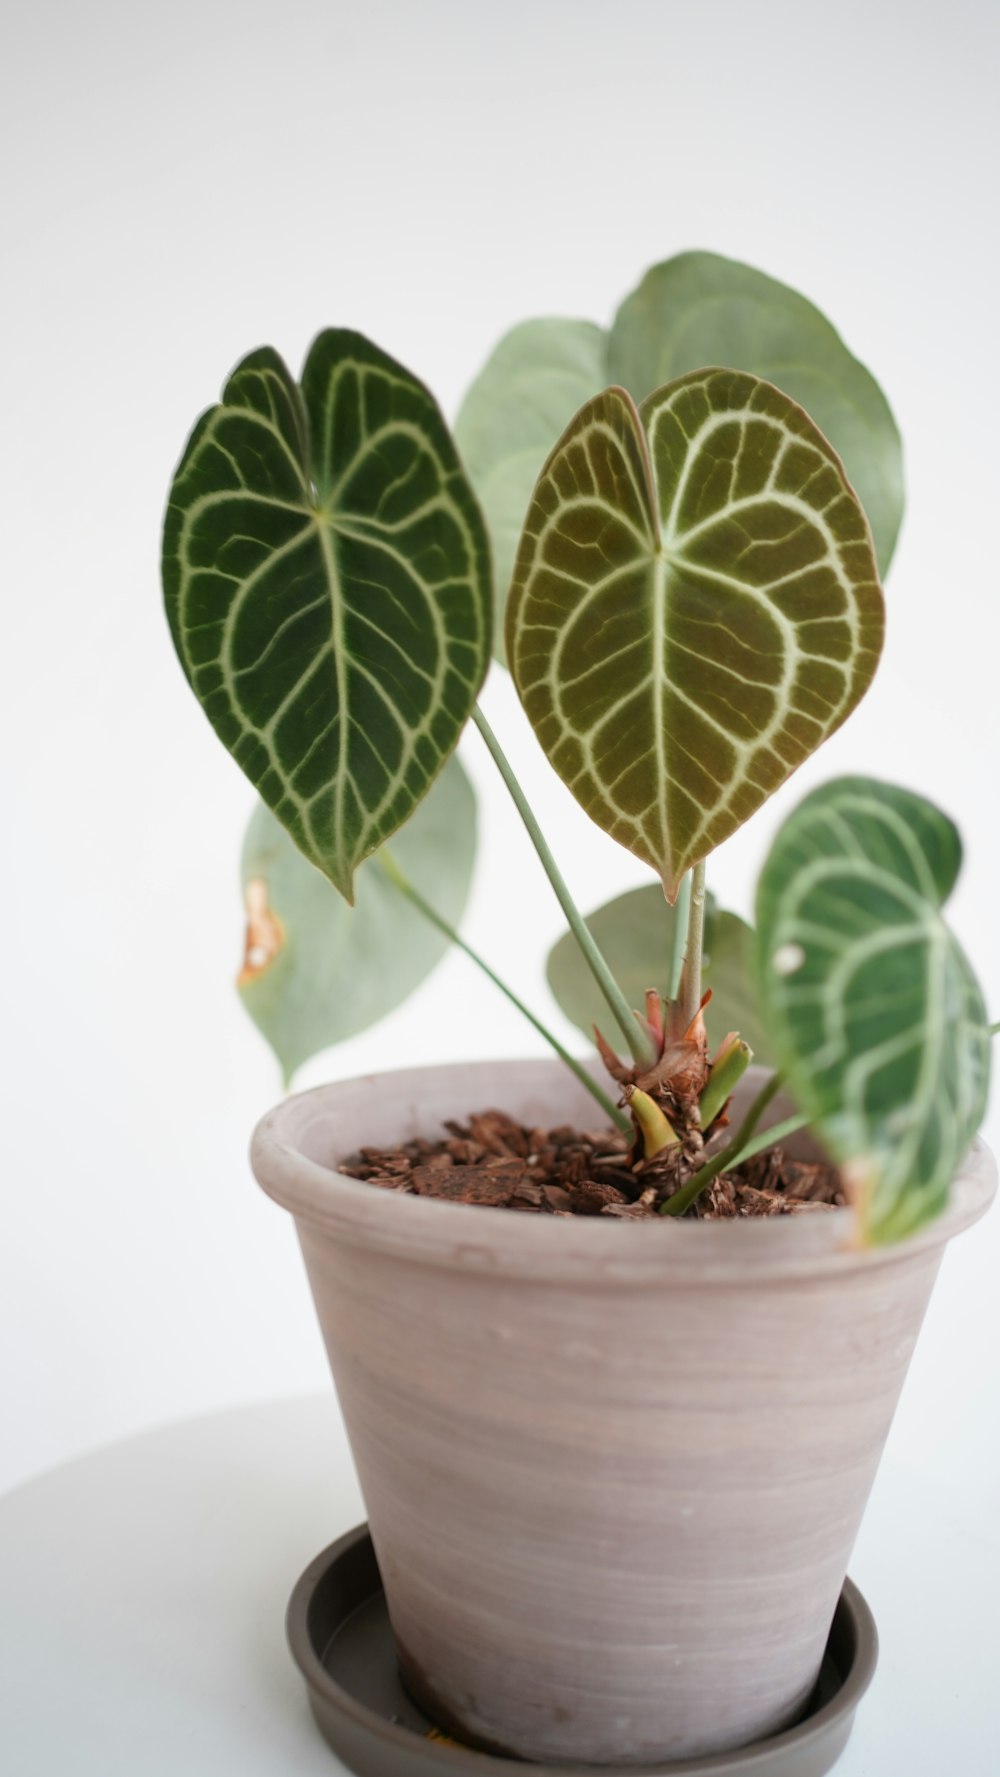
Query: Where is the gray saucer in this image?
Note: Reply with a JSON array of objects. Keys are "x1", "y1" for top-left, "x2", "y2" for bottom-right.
[{"x1": 287, "y1": 1525, "x2": 877, "y2": 1776}]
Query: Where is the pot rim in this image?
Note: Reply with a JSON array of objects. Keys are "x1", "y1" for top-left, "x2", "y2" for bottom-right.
[{"x1": 250, "y1": 1058, "x2": 996, "y2": 1285}]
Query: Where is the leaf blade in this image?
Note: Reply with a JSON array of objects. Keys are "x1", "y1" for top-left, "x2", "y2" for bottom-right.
[
  {"x1": 164, "y1": 332, "x2": 492, "y2": 902},
  {"x1": 453, "y1": 319, "x2": 608, "y2": 658},
  {"x1": 546, "y1": 884, "x2": 775, "y2": 1065},
  {"x1": 507, "y1": 369, "x2": 884, "y2": 897},
  {"x1": 608, "y1": 250, "x2": 904, "y2": 577},
  {"x1": 239, "y1": 754, "x2": 477, "y2": 1082},
  {"x1": 756, "y1": 778, "x2": 991, "y2": 1243}
]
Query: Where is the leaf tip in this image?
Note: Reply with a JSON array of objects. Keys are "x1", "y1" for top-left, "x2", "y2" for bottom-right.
[
  {"x1": 594, "y1": 1024, "x2": 630, "y2": 1085},
  {"x1": 327, "y1": 858, "x2": 358, "y2": 907}
]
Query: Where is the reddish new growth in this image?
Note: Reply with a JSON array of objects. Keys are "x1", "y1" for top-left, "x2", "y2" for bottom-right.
[{"x1": 594, "y1": 985, "x2": 740, "y2": 1196}]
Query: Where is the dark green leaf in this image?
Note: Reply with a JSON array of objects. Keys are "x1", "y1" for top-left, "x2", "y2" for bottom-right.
[
  {"x1": 164, "y1": 332, "x2": 492, "y2": 902},
  {"x1": 756, "y1": 778, "x2": 990, "y2": 1243}
]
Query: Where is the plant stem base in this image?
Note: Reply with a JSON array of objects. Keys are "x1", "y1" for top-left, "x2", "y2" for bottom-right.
[{"x1": 287, "y1": 1525, "x2": 878, "y2": 1776}]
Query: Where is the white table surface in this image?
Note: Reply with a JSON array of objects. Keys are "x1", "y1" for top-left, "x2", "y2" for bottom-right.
[{"x1": 0, "y1": 1395, "x2": 996, "y2": 1775}]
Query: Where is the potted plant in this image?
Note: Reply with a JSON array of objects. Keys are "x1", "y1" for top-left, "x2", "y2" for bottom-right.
[{"x1": 162, "y1": 252, "x2": 995, "y2": 1769}]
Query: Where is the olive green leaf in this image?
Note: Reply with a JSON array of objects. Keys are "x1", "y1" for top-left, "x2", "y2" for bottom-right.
[
  {"x1": 546, "y1": 884, "x2": 774, "y2": 1063},
  {"x1": 163, "y1": 332, "x2": 492, "y2": 903},
  {"x1": 239, "y1": 754, "x2": 476, "y2": 1084},
  {"x1": 506, "y1": 369, "x2": 885, "y2": 900},
  {"x1": 608, "y1": 251, "x2": 904, "y2": 577},
  {"x1": 453, "y1": 319, "x2": 607, "y2": 657},
  {"x1": 756, "y1": 778, "x2": 990, "y2": 1244}
]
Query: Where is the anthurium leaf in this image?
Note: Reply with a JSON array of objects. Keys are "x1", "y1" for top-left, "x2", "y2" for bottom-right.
[
  {"x1": 547, "y1": 884, "x2": 774, "y2": 1063},
  {"x1": 507, "y1": 369, "x2": 885, "y2": 900},
  {"x1": 163, "y1": 332, "x2": 492, "y2": 904},
  {"x1": 756, "y1": 778, "x2": 991, "y2": 1245},
  {"x1": 238, "y1": 754, "x2": 476, "y2": 1084},
  {"x1": 453, "y1": 319, "x2": 607, "y2": 657},
  {"x1": 453, "y1": 254, "x2": 902, "y2": 667},
  {"x1": 608, "y1": 251, "x2": 904, "y2": 577}
]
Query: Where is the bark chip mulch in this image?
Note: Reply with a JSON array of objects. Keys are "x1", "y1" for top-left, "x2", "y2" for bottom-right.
[{"x1": 341, "y1": 1109, "x2": 845, "y2": 1219}]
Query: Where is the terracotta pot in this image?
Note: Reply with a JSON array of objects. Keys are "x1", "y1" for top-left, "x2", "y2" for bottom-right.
[{"x1": 251, "y1": 1060, "x2": 995, "y2": 1765}]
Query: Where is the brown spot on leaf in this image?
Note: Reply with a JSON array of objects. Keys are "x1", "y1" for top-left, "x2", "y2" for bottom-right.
[{"x1": 238, "y1": 877, "x2": 285, "y2": 986}]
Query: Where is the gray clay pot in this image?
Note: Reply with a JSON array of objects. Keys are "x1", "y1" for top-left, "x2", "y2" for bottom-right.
[
  {"x1": 285, "y1": 1524, "x2": 879, "y2": 1777},
  {"x1": 252, "y1": 1061, "x2": 995, "y2": 1765}
]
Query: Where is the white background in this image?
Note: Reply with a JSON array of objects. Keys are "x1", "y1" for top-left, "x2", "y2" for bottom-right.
[{"x1": 2, "y1": 0, "x2": 998, "y2": 1529}]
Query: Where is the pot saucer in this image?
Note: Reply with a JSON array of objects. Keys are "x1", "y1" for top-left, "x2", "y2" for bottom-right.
[{"x1": 286, "y1": 1525, "x2": 878, "y2": 1777}]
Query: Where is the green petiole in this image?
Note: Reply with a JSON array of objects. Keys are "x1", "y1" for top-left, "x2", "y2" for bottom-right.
[
  {"x1": 472, "y1": 708, "x2": 652, "y2": 1068},
  {"x1": 377, "y1": 849, "x2": 630, "y2": 1132}
]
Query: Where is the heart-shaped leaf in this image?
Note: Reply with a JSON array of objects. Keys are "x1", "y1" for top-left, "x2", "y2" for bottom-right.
[
  {"x1": 506, "y1": 370, "x2": 885, "y2": 899},
  {"x1": 453, "y1": 255, "x2": 902, "y2": 666},
  {"x1": 238, "y1": 754, "x2": 476, "y2": 1084},
  {"x1": 163, "y1": 332, "x2": 492, "y2": 903},
  {"x1": 453, "y1": 319, "x2": 607, "y2": 657},
  {"x1": 756, "y1": 778, "x2": 991, "y2": 1244},
  {"x1": 608, "y1": 251, "x2": 904, "y2": 578},
  {"x1": 546, "y1": 884, "x2": 774, "y2": 1063}
]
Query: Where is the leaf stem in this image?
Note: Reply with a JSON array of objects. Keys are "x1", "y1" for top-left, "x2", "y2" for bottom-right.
[
  {"x1": 731, "y1": 1111, "x2": 810, "y2": 1167},
  {"x1": 472, "y1": 707, "x2": 651, "y2": 1064},
  {"x1": 377, "y1": 849, "x2": 630, "y2": 1131},
  {"x1": 660, "y1": 1072, "x2": 784, "y2": 1218},
  {"x1": 679, "y1": 859, "x2": 708, "y2": 1027},
  {"x1": 989, "y1": 1020, "x2": 1000, "y2": 1039},
  {"x1": 668, "y1": 871, "x2": 692, "y2": 1000}
]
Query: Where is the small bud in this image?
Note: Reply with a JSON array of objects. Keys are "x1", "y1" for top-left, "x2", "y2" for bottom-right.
[
  {"x1": 625, "y1": 1086, "x2": 679, "y2": 1159},
  {"x1": 699, "y1": 1037, "x2": 753, "y2": 1131}
]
